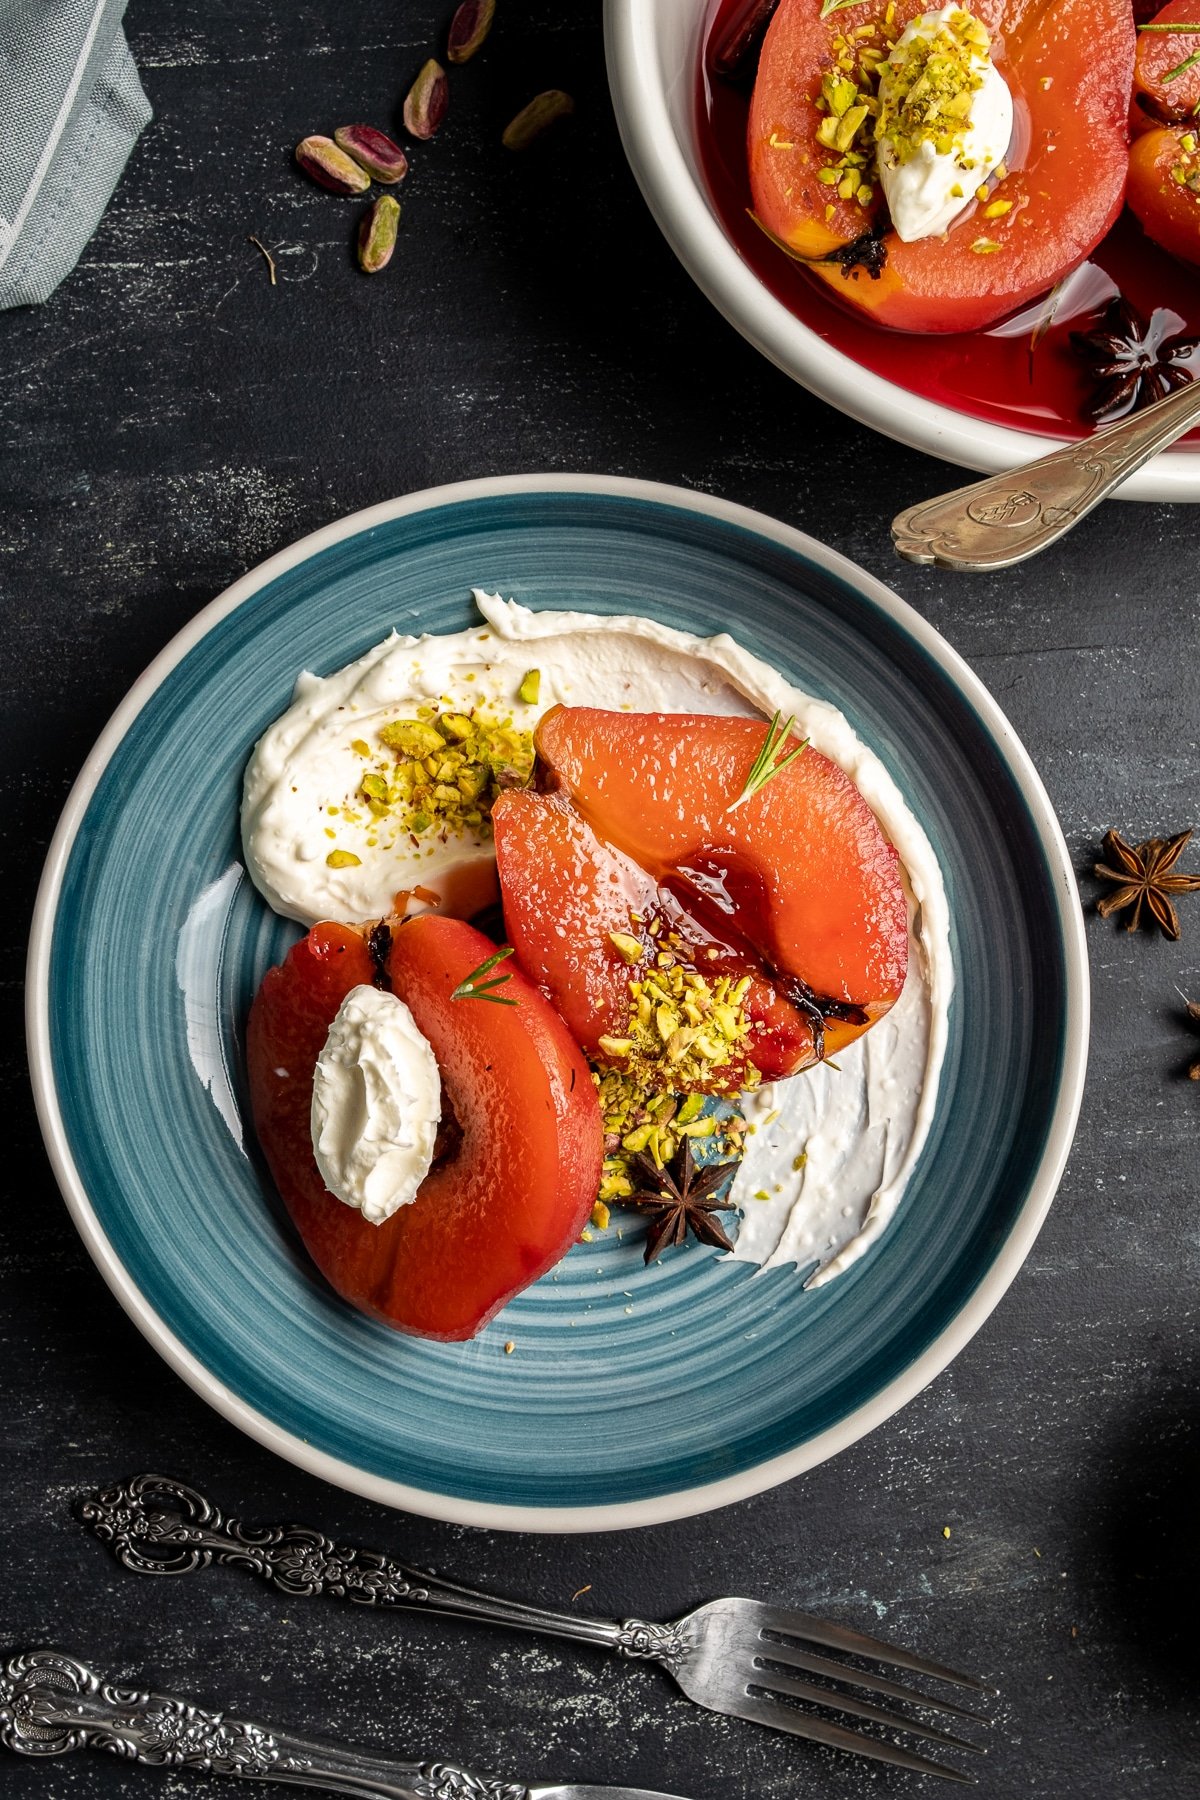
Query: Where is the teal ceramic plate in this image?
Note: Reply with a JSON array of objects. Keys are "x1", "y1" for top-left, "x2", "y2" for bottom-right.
[{"x1": 27, "y1": 476, "x2": 1088, "y2": 1531}]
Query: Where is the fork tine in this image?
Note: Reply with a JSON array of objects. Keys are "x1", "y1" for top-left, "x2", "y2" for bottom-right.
[
  {"x1": 755, "y1": 1637, "x2": 989, "y2": 1724},
  {"x1": 749, "y1": 1668, "x2": 983, "y2": 1755},
  {"x1": 732, "y1": 1693, "x2": 976, "y2": 1783},
  {"x1": 756, "y1": 1604, "x2": 992, "y2": 1691}
]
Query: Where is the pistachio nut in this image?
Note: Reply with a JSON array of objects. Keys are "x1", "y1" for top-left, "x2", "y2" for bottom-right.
[
  {"x1": 295, "y1": 134, "x2": 371, "y2": 196},
  {"x1": 334, "y1": 123, "x2": 409, "y2": 184},
  {"x1": 358, "y1": 194, "x2": 401, "y2": 274},
  {"x1": 501, "y1": 89, "x2": 575, "y2": 150},
  {"x1": 448, "y1": 0, "x2": 496, "y2": 64},
  {"x1": 404, "y1": 58, "x2": 449, "y2": 140}
]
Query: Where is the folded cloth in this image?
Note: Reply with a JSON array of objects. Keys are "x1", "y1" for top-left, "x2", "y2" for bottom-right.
[{"x1": 0, "y1": 0, "x2": 151, "y2": 309}]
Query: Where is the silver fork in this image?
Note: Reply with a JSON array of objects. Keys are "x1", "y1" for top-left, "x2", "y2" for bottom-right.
[
  {"x1": 79, "y1": 1475, "x2": 993, "y2": 1784},
  {"x1": 0, "y1": 1647, "x2": 696, "y2": 1800}
]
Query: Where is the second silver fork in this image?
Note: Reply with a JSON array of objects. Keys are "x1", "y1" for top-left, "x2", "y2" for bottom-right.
[{"x1": 79, "y1": 1474, "x2": 993, "y2": 1784}]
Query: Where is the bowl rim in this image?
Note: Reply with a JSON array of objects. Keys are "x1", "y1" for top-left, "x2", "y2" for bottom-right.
[
  {"x1": 603, "y1": 0, "x2": 1200, "y2": 503},
  {"x1": 26, "y1": 471, "x2": 1090, "y2": 1533}
]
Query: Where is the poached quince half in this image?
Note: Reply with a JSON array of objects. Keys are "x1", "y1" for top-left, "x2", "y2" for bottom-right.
[
  {"x1": 247, "y1": 913, "x2": 602, "y2": 1341},
  {"x1": 748, "y1": 0, "x2": 1136, "y2": 333}
]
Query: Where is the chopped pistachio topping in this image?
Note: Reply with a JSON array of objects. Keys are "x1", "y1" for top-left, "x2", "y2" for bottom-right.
[
  {"x1": 592, "y1": 1066, "x2": 744, "y2": 1204},
  {"x1": 875, "y1": 9, "x2": 991, "y2": 167},
  {"x1": 808, "y1": 11, "x2": 905, "y2": 213},
  {"x1": 518, "y1": 668, "x2": 541, "y2": 705},
  {"x1": 325, "y1": 849, "x2": 362, "y2": 869},
  {"x1": 596, "y1": 930, "x2": 762, "y2": 1098},
  {"x1": 1171, "y1": 138, "x2": 1200, "y2": 193},
  {"x1": 356, "y1": 704, "x2": 534, "y2": 846}
]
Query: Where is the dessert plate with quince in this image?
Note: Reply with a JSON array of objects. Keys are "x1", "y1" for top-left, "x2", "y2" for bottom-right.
[{"x1": 28, "y1": 474, "x2": 1087, "y2": 1529}]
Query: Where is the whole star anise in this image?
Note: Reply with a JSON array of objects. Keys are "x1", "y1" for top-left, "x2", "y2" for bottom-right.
[
  {"x1": 1094, "y1": 828, "x2": 1200, "y2": 939},
  {"x1": 1185, "y1": 1000, "x2": 1200, "y2": 1082},
  {"x1": 1071, "y1": 297, "x2": 1200, "y2": 425},
  {"x1": 619, "y1": 1139, "x2": 737, "y2": 1264}
]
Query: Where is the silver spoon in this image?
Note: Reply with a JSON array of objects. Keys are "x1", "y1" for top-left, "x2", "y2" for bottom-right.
[{"x1": 891, "y1": 376, "x2": 1200, "y2": 571}]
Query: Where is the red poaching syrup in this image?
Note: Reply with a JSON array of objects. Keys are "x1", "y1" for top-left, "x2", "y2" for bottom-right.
[{"x1": 698, "y1": 0, "x2": 1200, "y2": 446}]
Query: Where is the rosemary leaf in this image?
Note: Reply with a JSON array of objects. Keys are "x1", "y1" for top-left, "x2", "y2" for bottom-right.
[
  {"x1": 728, "y1": 712, "x2": 809, "y2": 812},
  {"x1": 1164, "y1": 47, "x2": 1200, "y2": 80},
  {"x1": 451, "y1": 945, "x2": 518, "y2": 1004}
]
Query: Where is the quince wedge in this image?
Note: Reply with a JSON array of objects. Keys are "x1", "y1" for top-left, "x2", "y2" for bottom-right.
[
  {"x1": 493, "y1": 708, "x2": 908, "y2": 1090},
  {"x1": 246, "y1": 913, "x2": 602, "y2": 1341}
]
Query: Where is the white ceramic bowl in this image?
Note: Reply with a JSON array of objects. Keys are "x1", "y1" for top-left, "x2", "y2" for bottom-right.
[{"x1": 604, "y1": 0, "x2": 1200, "y2": 502}]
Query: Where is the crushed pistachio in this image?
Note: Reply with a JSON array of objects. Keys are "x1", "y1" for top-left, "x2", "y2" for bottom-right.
[
  {"x1": 591, "y1": 1199, "x2": 611, "y2": 1230},
  {"x1": 971, "y1": 237, "x2": 1002, "y2": 252},
  {"x1": 875, "y1": 9, "x2": 991, "y2": 168},
  {"x1": 984, "y1": 197, "x2": 1012, "y2": 217},
  {"x1": 598, "y1": 946, "x2": 762, "y2": 1099},
  {"x1": 356, "y1": 704, "x2": 534, "y2": 847},
  {"x1": 325, "y1": 849, "x2": 362, "y2": 868},
  {"x1": 592, "y1": 1064, "x2": 746, "y2": 1204},
  {"x1": 518, "y1": 668, "x2": 541, "y2": 705},
  {"x1": 1170, "y1": 138, "x2": 1200, "y2": 193}
]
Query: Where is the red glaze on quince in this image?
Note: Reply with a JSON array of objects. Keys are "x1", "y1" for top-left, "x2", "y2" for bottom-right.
[
  {"x1": 246, "y1": 914, "x2": 602, "y2": 1341},
  {"x1": 748, "y1": 0, "x2": 1135, "y2": 333},
  {"x1": 493, "y1": 708, "x2": 908, "y2": 1084},
  {"x1": 492, "y1": 787, "x2": 817, "y2": 1087}
]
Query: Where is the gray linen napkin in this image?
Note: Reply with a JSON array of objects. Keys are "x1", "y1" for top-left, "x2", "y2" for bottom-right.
[{"x1": 0, "y1": 0, "x2": 151, "y2": 309}]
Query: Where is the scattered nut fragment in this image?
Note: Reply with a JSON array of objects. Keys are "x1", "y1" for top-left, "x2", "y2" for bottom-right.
[
  {"x1": 295, "y1": 134, "x2": 371, "y2": 196},
  {"x1": 502, "y1": 89, "x2": 575, "y2": 150},
  {"x1": 334, "y1": 123, "x2": 409, "y2": 184},
  {"x1": 404, "y1": 58, "x2": 449, "y2": 140},
  {"x1": 448, "y1": 0, "x2": 496, "y2": 64},
  {"x1": 358, "y1": 194, "x2": 401, "y2": 274}
]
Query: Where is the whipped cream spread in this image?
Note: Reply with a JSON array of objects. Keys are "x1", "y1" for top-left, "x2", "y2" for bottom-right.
[
  {"x1": 311, "y1": 983, "x2": 441, "y2": 1225},
  {"x1": 246, "y1": 593, "x2": 952, "y2": 1284},
  {"x1": 875, "y1": 7, "x2": 1013, "y2": 243}
]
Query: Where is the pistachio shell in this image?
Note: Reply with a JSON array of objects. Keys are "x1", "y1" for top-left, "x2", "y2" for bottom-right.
[
  {"x1": 357, "y1": 195, "x2": 401, "y2": 274},
  {"x1": 295, "y1": 134, "x2": 371, "y2": 196},
  {"x1": 448, "y1": 0, "x2": 496, "y2": 64},
  {"x1": 403, "y1": 58, "x2": 449, "y2": 140},
  {"x1": 501, "y1": 89, "x2": 575, "y2": 150},
  {"x1": 334, "y1": 123, "x2": 409, "y2": 184}
]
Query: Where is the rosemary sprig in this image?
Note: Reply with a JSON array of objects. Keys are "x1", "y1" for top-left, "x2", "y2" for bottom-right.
[
  {"x1": 1164, "y1": 47, "x2": 1200, "y2": 81},
  {"x1": 1136, "y1": 21, "x2": 1200, "y2": 30},
  {"x1": 819, "y1": 0, "x2": 862, "y2": 15},
  {"x1": 728, "y1": 712, "x2": 808, "y2": 811},
  {"x1": 451, "y1": 945, "x2": 518, "y2": 1005}
]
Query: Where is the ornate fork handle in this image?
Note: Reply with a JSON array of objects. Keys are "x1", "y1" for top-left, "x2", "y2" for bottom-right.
[
  {"x1": 78, "y1": 1477, "x2": 692, "y2": 1674},
  {"x1": 0, "y1": 1649, "x2": 526, "y2": 1800},
  {"x1": 891, "y1": 375, "x2": 1200, "y2": 571}
]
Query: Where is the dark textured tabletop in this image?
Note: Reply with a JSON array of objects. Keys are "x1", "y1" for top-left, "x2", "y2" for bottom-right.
[{"x1": 2, "y1": 4, "x2": 1197, "y2": 1798}]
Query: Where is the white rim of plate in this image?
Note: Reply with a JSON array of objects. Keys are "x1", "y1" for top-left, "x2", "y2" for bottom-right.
[
  {"x1": 26, "y1": 473, "x2": 1090, "y2": 1533},
  {"x1": 603, "y1": 0, "x2": 1200, "y2": 503}
]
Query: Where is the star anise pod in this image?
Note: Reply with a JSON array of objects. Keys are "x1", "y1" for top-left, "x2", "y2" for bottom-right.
[
  {"x1": 1185, "y1": 1000, "x2": 1200, "y2": 1082},
  {"x1": 619, "y1": 1139, "x2": 737, "y2": 1264},
  {"x1": 1094, "y1": 828, "x2": 1200, "y2": 939},
  {"x1": 1071, "y1": 297, "x2": 1200, "y2": 425}
]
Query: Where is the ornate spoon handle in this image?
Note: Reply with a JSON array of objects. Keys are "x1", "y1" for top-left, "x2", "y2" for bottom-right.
[
  {"x1": 78, "y1": 1476, "x2": 687, "y2": 1669},
  {"x1": 0, "y1": 1648, "x2": 526, "y2": 1800},
  {"x1": 891, "y1": 376, "x2": 1200, "y2": 571}
]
